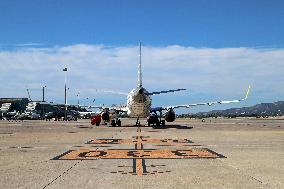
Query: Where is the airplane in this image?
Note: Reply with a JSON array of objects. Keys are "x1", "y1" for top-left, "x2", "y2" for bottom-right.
[{"x1": 91, "y1": 43, "x2": 251, "y2": 127}]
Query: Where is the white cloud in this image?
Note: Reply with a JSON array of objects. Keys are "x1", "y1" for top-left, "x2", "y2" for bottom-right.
[{"x1": 0, "y1": 44, "x2": 283, "y2": 112}]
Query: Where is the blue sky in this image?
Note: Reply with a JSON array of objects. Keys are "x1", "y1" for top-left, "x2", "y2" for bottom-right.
[
  {"x1": 1, "y1": 0, "x2": 284, "y2": 47},
  {"x1": 0, "y1": 1, "x2": 284, "y2": 113}
]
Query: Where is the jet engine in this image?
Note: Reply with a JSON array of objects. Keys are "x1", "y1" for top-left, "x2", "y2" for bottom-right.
[
  {"x1": 165, "y1": 109, "x2": 175, "y2": 122},
  {"x1": 101, "y1": 112, "x2": 110, "y2": 121}
]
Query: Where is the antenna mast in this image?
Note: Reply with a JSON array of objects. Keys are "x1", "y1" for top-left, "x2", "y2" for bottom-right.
[{"x1": 26, "y1": 88, "x2": 32, "y2": 101}]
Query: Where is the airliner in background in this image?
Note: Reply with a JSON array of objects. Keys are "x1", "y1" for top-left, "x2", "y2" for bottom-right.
[{"x1": 91, "y1": 43, "x2": 251, "y2": 127}]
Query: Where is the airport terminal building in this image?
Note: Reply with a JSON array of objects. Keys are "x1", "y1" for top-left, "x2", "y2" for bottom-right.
[{"x1": 0, "y1": 98, "x2": 29, "y2": 115}]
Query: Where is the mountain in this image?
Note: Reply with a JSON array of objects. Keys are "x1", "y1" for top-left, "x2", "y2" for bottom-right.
[{"x1": 180, "y1": 101, "x2": 284, "y2": 118}]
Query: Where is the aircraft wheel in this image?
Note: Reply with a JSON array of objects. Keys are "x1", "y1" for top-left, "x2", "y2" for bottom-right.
[
  {"x1": 116, "y1": 120, "x2": 121, "y2": 127},
  {"x1": 161, "y1": 120, "x2": 165, "y2": 126},
  {"x1": 96, "y1": 121, "x2": 100, "y2": 126},
  {"x1": 111, "y1": 120, "x2": 116, "y2": 127},
  {"x1": 156, "y1": 121, "x2": 160, "y2": 127},
  {"x1": 152, "y1": 124, "x2": 157, "y2": 128}
]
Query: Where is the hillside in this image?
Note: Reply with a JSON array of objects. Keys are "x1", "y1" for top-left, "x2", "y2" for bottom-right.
[{"x1": 182, "y1": 101, "x2": 284, "y2": 118}]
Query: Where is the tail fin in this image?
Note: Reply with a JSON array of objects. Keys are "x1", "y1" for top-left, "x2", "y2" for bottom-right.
[{"x1": 138, "y1": 42, "x2": 142, "y2": 87}]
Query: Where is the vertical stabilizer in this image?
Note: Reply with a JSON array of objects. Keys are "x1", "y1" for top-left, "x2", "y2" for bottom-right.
[{"x1": 138, "y1": 42, "x2": 142, "y2": 87}]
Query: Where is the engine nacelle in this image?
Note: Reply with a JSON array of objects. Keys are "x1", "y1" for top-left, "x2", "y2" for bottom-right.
[
  {"x1": 101, "y1": 112, "x2": 110, "y2": 121},
  {"x1": 165, "y1": 109, "x2": 175, "y2": 122}
]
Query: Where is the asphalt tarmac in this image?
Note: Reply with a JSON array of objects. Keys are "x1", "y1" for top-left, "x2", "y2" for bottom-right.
[{"x1": 0, "y1": 118, "x2": 283, "y2": 189}]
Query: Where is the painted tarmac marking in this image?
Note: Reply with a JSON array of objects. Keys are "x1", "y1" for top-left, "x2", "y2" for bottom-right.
[
  {"x1": 87, "y1": 139, "x2": 133, "y2": 144},
  {"x1": 43, "y1": 161, "x2": 81, "y2": 189},
  {"x1": 54, "y1": 126, "x2": 225, "y2": 176},
  {"x1": 54, "y1": 148, "x2": 223, "y2": 159},
  {"x1": 133, "y1": 129, "x2": 146, "y2": 175},
  {"x1": 87, "y1": 138, "x2": 195, "y2": 146}
]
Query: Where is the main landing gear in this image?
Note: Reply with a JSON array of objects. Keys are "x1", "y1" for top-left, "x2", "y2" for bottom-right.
[
  {"x1": 111, "y1": 118, "x2": 121, "y2": 127},
  {"x1": 147, "y1": 111, "x2": 166, "y2": 127},
  {"x1": 150, "y1": 119, "x2": 165, "y2": 127}
]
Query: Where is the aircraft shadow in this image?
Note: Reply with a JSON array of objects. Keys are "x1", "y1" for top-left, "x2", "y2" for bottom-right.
[
  {"x1": 152, "y1": 125, "x2": 193, "y2": 129},
  {"x1": 114, "y1": 125, "x2": 193, "y2": 129}
]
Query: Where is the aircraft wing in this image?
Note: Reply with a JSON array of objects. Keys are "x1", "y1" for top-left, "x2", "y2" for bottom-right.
[
  {"x1": 151, "y1": 86, "x2": 250, "y2": 112},
  {"x1": 95, "y1": 89, "x2": 128, "y2": 96},
  {"x1": 81, "y1": 104, "x2": 128, "y2": 113},
  {"x1": 146, "y1": 88, "x2": 186, "y2": 95},
  {"x1": 110, "y1": 105, "x2": 128, "y2": 112},
  {"x1": 79, "y1": 105, "x2": 105, "y2": 109}
]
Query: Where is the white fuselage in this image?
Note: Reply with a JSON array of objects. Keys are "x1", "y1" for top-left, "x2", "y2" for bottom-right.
[{"x1": 127, "y1": 87, "x2": 152, "y2": 117}]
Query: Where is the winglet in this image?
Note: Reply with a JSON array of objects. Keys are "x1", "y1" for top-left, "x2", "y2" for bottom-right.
[{"x1": 244, "y1": 85, "x2": 251, "y2": 100}]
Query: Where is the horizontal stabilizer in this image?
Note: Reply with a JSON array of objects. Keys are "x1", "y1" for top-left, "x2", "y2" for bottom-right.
[{"x1": 147, "y1": 88, "x2": 186, "y2": 95}]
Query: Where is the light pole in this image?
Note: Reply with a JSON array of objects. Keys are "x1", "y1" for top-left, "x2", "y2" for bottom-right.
[
  {"x1": 42, "y1": 85, "x2": 46, "y2": 102},
  {"x1": 42, "y1": 85, "x2": 46, "y2": 119},
  {"x1": 63, "y1": 67, "x2": 68, "y2": 121},
  {"x1": 77, "y1": 92, "x2": 80, "y2": 107}
]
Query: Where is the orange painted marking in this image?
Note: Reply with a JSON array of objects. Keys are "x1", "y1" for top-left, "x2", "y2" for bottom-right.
[
  {"x1": 136, "y1": 159, "x2": 143, "y2": 175},
  {"x1": 135, "y1": 136, "x2": 143, "y2": 149},
  {"x1": 87, "y1": 139, "x2": 133, "y2": 144},
  {"x1": 53, "y1": 126, "x2": 226, "y2": 176},
  {"x1": 87, "y1": 138, "x2": 194, "y2": 146},
  {"x1": 140, "y1": 138, "x2": 193, "y2": 144},
  {"x1": 54, "y1": 148, "x2": 223, "y2": 160}
]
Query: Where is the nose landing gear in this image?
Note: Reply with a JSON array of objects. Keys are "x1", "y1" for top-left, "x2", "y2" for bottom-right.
[{"x1": 135, "y1": 117, "x2": 140, "y2": 126}]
